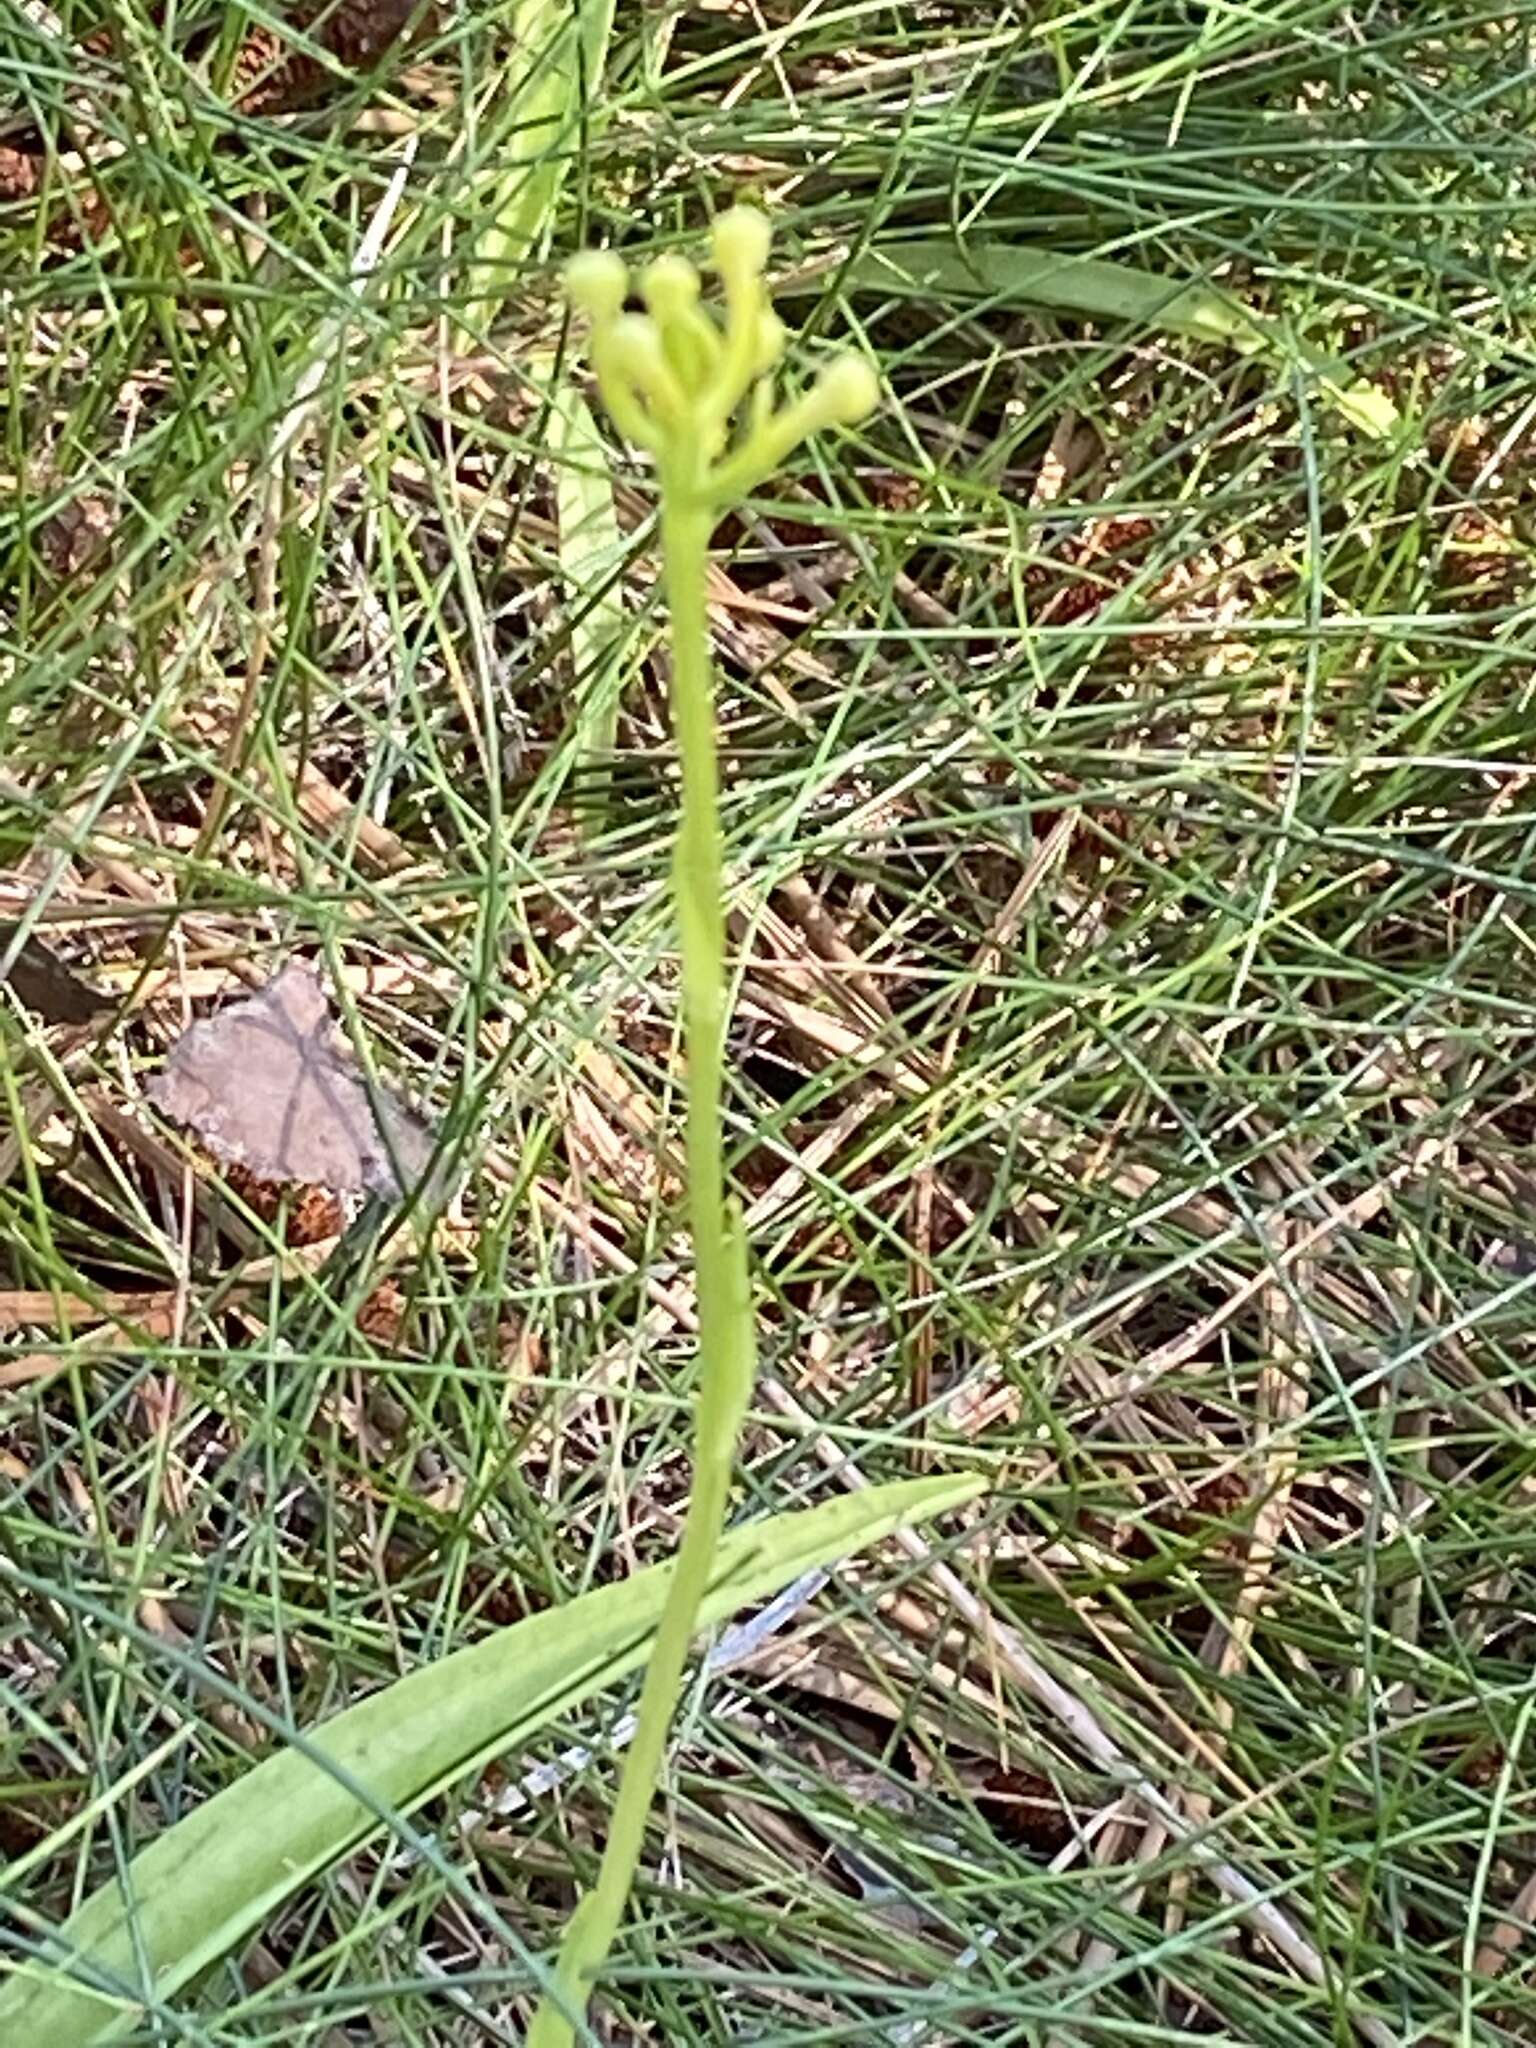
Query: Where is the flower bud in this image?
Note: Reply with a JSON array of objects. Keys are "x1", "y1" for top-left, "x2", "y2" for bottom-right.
[
  {"x1": 753, "y1": 312, "x2": 787, "y2": 375},
  {"x1": 607, "y1": 313, "x2": 666, "y2": 378},
  {"x1": 565, "y1": 249, "x2": 627, "y2": 324},
  {"x1": 712, "y1": 205, "x2": 771, "y2": 283},
  {"x1": 604, "y1": 313, "x2": 686, "y2": 421},
  {"x1": 642, "y1": 255, "x2": 701, "y2": 324},
  {"x1": 815, "y1": 354, "x2": 879, "y2": 424}
]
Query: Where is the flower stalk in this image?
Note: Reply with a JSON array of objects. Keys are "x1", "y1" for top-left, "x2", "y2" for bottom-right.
[{"x1": 527, "y1": 213, "x2": 876, "y2": 2047}]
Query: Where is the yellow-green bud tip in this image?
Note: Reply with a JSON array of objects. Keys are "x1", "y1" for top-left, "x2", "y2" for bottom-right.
[
  {"x1": 816, "y1": 355, "x2": 879, "y2": 424},
  {"x1": 754, "y1": 312, "x2": 788, "y2": 375},
  {"x1": 642, "y1": 254, "x2": 701, "y2": 321},
  {"x1": 606, "y1": 313, "x2": 671, "y2": 392},
  {"x1": 565, "y1": 249, "x2": 627, "y2": 324},
  {"x1": 712, "y1": 205, "x2": 771, "y2": 281}
]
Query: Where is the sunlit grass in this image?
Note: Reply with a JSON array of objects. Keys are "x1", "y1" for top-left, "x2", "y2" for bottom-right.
[{"x1": 3, "y1": 1, "x2": 1536, "y2": 2042}]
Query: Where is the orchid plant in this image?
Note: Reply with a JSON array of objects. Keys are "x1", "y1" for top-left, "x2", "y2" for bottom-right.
[{"x1": 527, "y1": 213, "x2": 878, "y2": 2046}]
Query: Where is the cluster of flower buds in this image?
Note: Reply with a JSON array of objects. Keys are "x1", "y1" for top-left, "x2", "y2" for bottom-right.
[{"x1": 565, "y1": 206, "x2": 878, "y2": 497}]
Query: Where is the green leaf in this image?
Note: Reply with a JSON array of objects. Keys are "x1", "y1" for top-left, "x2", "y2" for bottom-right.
[
  {"x1": 461, "y1": 0, "x2": 618, "y2": 334},
  {"x1": 547, "y1": 371, "x2": 636, "y2": 808},
  {"x1": 0, "y1": 1471, "x2": 982, "y2": 2045},
  {"x1": 826, "y1": 240, "x2": 1401, "y2": 439}
]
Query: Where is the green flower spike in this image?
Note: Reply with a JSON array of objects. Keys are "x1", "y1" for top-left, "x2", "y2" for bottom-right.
[
  {"x1": 528, "y1": 214, "x2": 877, "y2": 2048},
  {"x1": 565, "y1": 208, "x2": 879, "y2": 497}
]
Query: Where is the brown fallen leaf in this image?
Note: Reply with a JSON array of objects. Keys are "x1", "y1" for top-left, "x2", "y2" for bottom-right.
[
  {"x1": 0, "y1": 146, "x2": 39, "y2": 203},
  {"x1": 220, "y1": 1159, "x2": 347, "y2": 1245},
  {"x1": 147, "y1": 960, "x2": 435, "y2": 1199},
  {"x1": 36, "y1": 494, "x2": 116, "y2": 579}
]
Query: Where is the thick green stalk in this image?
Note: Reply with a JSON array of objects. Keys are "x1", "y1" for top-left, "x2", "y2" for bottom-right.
[{"x1": 527, "y1": 453, "x2": 755, "y2": 2048}]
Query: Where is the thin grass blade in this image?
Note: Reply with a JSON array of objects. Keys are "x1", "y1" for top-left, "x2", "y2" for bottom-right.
[{"x1": 829, "y1": 240, "x2": 1401, "y2": 438}]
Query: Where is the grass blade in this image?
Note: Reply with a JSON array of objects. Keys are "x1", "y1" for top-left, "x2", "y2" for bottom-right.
[
  {"x1": 461, "y1": 0, "x2": 618, "y2": 334},
  {"x1": 547, "y1": 370, "x2": 634, "y2": 808},
  {"x1": 830, "y1": 239, "x2": 1401, "y2": 438},
  {"x1": 0, "y1": 1472, "x2": 982, "y2": 2045}
]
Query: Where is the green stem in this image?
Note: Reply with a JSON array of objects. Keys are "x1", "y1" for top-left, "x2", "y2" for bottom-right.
[{"x1": 527, "y1": 455, "x2": 756, "y2": 2048}]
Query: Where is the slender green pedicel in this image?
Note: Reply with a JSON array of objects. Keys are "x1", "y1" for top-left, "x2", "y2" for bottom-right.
[{"x1": 527, "y1": 213, "x2": 877, "y2": 2048}]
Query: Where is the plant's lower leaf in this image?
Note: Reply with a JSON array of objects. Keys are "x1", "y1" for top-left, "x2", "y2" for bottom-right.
[
  {"x1": 825, "y1": 239, "x2": 1400, "y2": 438},
  {"x1": 0, "y1": 1471, "x2": 982, "y2": 2044}
]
